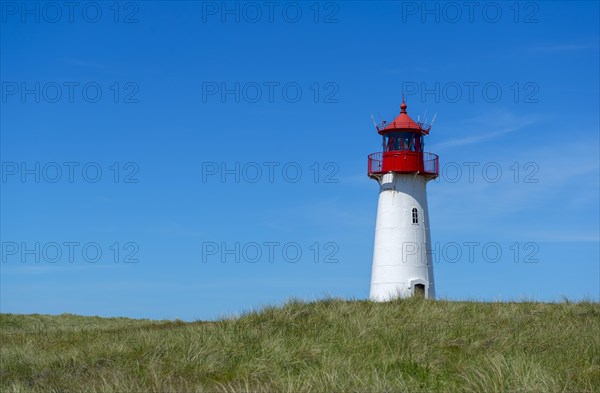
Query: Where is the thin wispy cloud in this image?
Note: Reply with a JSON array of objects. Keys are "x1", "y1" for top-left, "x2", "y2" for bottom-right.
[
  {"x1": 430, "y1": 138, "x2": 599, "y2": 237},
  {"x1": 432, "y1": 112, "x2": 539, "y2": 150}
]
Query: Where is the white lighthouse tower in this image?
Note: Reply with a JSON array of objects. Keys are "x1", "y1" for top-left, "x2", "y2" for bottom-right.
[{"x1": 368, "y1": 100, "x2": 439, "y2": 301}]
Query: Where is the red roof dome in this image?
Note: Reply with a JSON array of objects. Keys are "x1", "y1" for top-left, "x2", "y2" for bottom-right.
[{"x1": 378, "y1": 100, "x2": 430, "y2": 135}]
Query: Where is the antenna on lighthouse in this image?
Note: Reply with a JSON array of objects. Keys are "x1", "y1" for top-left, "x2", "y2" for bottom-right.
[
  {"x1": 371, "y1": 114, "x2": 378, "y2": 129},
  {"x1": 431, "y1": 113, "x2": 437, "y2": 127}
]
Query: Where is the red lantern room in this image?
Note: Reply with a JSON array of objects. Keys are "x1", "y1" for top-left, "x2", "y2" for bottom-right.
[{"x1": 368, "y1": 100, "x2": 439, "y2": 179}]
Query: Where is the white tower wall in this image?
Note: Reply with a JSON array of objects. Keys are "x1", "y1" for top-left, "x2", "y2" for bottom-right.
[{"x1": 370, "y1": 172, "x2": 435, "y2": 301}]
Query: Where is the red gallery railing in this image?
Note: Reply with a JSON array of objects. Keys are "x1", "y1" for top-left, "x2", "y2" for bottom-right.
[{"x1": 368, "y1": 151, "x2": 439, "y2": 178}]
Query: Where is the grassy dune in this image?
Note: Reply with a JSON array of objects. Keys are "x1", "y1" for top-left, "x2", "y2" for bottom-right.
[{"x1": 1, "y1": 298, "x2": 599, "y2": 392}]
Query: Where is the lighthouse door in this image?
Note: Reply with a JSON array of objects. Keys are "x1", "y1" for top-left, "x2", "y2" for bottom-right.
[{"x1": 414, "y1": 284, "x2": 425, "y2": 298}]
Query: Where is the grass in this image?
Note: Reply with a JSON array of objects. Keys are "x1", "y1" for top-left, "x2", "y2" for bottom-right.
[{"x1": 1, "y1": 298, "x2": 599, "y2": 392}]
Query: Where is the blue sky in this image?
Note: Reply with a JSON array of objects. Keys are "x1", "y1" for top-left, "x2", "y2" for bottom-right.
[{"x1": 1, "y1": 1, "x2": 599, "y2": 320}]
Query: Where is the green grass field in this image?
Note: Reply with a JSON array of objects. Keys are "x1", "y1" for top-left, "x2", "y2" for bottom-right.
[{"x1": 1, "y1": 298, "x2": 599, "y2": 392}]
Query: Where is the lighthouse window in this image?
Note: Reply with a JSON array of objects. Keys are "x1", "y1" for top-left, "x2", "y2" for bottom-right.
[
  {"x1": 384, "y1": 134, "x2": 399, "y2": 151},
  {"x1": 384, "y1": 133, "x2": 419, "y2": 152},
  {"x1": 412, "y1": 208, "x2": 418, "y2": 224},
  {"x1": 399, "y1": 132, "x2": 417, "y2": 151}
]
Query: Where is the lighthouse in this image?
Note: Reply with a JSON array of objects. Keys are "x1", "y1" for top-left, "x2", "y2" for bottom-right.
[{"x1": 368, "y1": 100, "x2": 439, "y2": 301}]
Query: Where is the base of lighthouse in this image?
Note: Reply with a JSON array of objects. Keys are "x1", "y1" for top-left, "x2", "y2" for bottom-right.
[{"x1": 370, "y1": 172, "x2": 435, "y2": 301}]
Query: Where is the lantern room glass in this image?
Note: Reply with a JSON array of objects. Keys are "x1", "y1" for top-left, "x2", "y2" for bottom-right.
[{"x1": 383, "y1": 132, "x2": 424, "y2": 152}]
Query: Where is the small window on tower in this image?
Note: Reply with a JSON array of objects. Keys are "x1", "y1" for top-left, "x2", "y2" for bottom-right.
[{"x1": 412, "y1": 208, "x2": 418, "y2": 224}]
